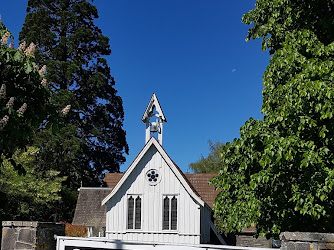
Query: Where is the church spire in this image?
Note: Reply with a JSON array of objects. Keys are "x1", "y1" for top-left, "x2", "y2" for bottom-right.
[{"x1": 142, "y1": 93, "x2": 167, "y2": 145}]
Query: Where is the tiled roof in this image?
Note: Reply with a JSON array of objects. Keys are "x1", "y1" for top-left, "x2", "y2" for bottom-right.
[
  {"x1": 103, "y1": 173, "x2": 123, "y2": 189},
  {"x1": 185, "y1": 173, "x2": 219, "y2": 209},
  {"x1": 104, "y1": 172, "x2": 219, "y2": 209},
  {"x1": 72, "y1": 188, "x2": 112, "y2": 227}
]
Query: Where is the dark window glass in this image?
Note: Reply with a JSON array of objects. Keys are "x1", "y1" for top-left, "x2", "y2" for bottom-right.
[
  {"x1": 127, "y1": 196, "x2": 134, "y2": 229},
  {"x1": 171, "y1": 196, "x2": 177, "y2": 230},
  {"x1": 135, "y1": 196, "x2": 141, "y2": 229},
  {"x1": 163, "y1": 196, "x2": 170, "y2": 230}
]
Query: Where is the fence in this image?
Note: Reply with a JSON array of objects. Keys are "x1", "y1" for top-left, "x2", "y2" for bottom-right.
[{"x1": 57, "y1": 236, "x2": 272, "y2": 250}]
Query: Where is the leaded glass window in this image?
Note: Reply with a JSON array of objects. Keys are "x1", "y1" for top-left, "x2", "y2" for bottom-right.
[
  {"x1": 163, "y1": 196, "x2": 170, "y2": 230},
  {"x1": 127, "y1": 195, "x2": 141, "y2": 229},
  {"x1": 135, "y1": 196, "x2": 141, "y2": 229},
  {"x1": 162, "y1": 195, "x2": 178, "y2": 230}
]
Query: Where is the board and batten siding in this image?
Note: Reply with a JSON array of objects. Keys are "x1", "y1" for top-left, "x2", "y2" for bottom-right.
[{"x1": 106, "y1": 145, "x2": 201, "y2": 244}]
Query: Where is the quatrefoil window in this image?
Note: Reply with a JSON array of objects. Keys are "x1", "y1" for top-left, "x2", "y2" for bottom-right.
[{"x1": 146, "y1": 169, "x2": 161, "y2": 185}]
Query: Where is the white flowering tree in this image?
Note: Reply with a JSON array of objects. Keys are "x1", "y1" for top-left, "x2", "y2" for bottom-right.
[{"x1": 0, "y1": 20, "x2": 69, "y2": 171}]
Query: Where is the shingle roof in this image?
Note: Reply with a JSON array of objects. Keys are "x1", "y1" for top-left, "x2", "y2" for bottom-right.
[
  {"x1": 72, "y1": 188, "x2": 112, "y2": 227},
  {"x1": 104, "y1": 172, "x2": 219, "y2": 209}
]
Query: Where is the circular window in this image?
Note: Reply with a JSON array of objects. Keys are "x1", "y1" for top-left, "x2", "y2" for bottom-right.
[{"x1": 146, "y1": 169, "x2": 161, "y2": 185}]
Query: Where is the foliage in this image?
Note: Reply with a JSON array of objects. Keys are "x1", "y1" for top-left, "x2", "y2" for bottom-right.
[
  {"x1": 65, "y1": 223, "x2": 87, "y2": 237},
  {"x1": 0, "y1": 147, "x2": 65, "y2": 221},
  {"x1": 189, "y1": 140, "x2": 224, "y2": 173},
  {"x1": 0, "y1": 21, "x2": 56, "y2": 168},
  {"x1": 242, "y1": 0, "x2": 334, "y2": 54},
  {"x1": 212, "y1": 0, "x2": 334, "y2": 238},
  {"x1": 19, "y1": 0, "x2": 129, "y2": 221}
]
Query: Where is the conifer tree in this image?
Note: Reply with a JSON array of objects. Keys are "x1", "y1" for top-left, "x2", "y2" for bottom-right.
[{"x1": 19, "y1": 0, "x2": 128, "y2": 221}]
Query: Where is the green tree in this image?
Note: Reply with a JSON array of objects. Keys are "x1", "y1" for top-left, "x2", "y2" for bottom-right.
[
  {"x1": 189, "y1": 140, "x2": 224, "y2": 173},
  {"x1": 212, "y1": 0, "x2": 334, "y2": 238},
  {"x1": 19, "y1": 0, "x2": 129, "y2": 220},
  {"x1": 0, "y1": 147, "x2": 65, "y2": 221},
  {"x1": 0, "y1": 21, "x2": 55, "y2": 166}
]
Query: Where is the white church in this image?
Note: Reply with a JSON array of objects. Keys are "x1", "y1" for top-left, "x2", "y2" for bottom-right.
[{"x1": 72, "y1": 93, "x2": 226, "y2": 245}]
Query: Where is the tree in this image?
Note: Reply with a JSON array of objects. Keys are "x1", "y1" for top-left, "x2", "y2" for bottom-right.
[
  {"x1": 0, "y1": 147, "x2": 65, "y2": 221},
  {"x1": 211, "y1": 0, "x2": 334, "y2": 238},
  {"x1": 0, "y1": 19, "x2": 68, "y2": 225},
  {"x1": 0, "y1": 21, "x2": 55, "y2": 167},
  {"x1": 189, "y1": 140, "x2": 224, "y2": 173},
  {"x1": 19, "y1": 0, "x2": 129, "y2": 221}
]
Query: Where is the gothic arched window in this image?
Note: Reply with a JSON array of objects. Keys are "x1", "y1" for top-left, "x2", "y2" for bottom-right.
[
  {"x1": 127, "y1": 195, "x2": 141, "y2": 229},
  {"x1": 163, "y1": 195, "x2": 178, "y2": 230}
]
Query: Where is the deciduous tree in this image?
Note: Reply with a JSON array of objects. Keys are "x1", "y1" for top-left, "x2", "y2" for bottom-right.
[
  {"x1": 212, "y1": 0, "x2": 334, "y2": 238},
  {"x1": 0, "y1": 20, "x2": 57, "y2": 170},
  {"x1": 0, "y1": 147, "x2": 65, "y2": 221},
  {"x1": 189, "y1": 140, "x2": 224, "y2": 173}
]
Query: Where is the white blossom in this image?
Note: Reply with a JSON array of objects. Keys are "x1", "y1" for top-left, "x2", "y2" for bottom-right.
[
  {"x1": 6, "y1": 97, "x2": 14, "y2": 108},
  {"x1": 60, "y1": 105, "x2": 71, "y2": 117},
  {"x1": 39, "y1": 65, "x2": 47, "y2": 75},
  {"x1": 0, "y1": 115, "x2": 9, "y2": 130},
  {"x1": 25, "y1": 42, "x2": 36, "y2": 56},
  {"x1": 17, "y1": 103, "x2": 27, "y2": 115},
  {"x1": 18, "y1": 41, "x2": 26, "y2": 51},
  {"x1": 41, "y1": 78, "x2": 48, "y2": 87},
  {"x1": 1, "y1": 31, "x2": 10, "y2": 45},
  {"x1": 0, "y1": 84, "x2": 6, "y2": 99}
]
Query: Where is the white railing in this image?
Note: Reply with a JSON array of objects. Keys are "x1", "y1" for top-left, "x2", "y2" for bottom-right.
[{"x1": 57, "y1": 236, "x2": 272, "y2": 250}]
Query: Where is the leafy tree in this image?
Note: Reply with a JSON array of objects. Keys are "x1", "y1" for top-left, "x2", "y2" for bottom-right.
[
  {"x1": 189, "y1": 140, "x2": 224, "y2": 173},
  {"x1": 0, "y1": 147, "x2": 65, "y2": 221},
  {"x1": 212, "y1": 0, "x2": 334, "y2": 238},
  {"x1": 19, "y1": 0, "x2": 128, "y2": 221},
  {"x1": 0, "y1": 20, "x2": 67, "y2": 225},
  {"x1": 0, "y1": 21, "x2": 56, "y2": 167}
]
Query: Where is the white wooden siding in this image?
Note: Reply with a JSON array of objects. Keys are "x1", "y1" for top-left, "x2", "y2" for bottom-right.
[{"x1": 106, "y1": 145, "x2": 201, "y2": 244}]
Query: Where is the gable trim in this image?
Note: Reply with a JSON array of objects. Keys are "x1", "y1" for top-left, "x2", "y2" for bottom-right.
[
  {"x1": 102, "y1": 137, "x2": 204, "y2": 206},
  {"x1": 141, "y1": 93, "x2": 167, "y2": 122}
]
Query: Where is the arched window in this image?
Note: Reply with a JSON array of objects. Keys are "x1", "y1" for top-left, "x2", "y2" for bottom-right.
[
  {"x1": 127, "y1": 195, "x2": 141, "y2": 229},
  {"x1": 163, "y1": 195, "x2": 178, "y2": 230},
  {"x1": 171, "y1": 196, "x2": 177, "y2": 230},
  {"x1": 163, "y1": 196, "x2": 170, "y2": 230},
  {"x1": 127, "y1": 196, "x2": 134, "y2": 229},
  {"x1": 135, "y1": 196, "x2": 141, "y2": 229}
]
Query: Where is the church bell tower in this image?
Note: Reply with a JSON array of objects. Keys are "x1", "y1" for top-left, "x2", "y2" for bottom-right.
[{"x1": 141, "y1": 93, "x2": 167, "y2": 145}]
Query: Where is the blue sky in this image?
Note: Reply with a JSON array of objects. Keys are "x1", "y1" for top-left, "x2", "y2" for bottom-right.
[{"x1": 1, "y1": 1, "x2": 270, "y2": 173}]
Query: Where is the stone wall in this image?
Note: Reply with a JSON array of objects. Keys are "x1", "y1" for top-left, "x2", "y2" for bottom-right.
[
  {"x1": 1, "y1": 221, "x2": 65, "y2": 250},
  {"x1": 236, "y1": 234, "x2": 272, "y2": 248},
  {"x1": 280, "y1": 232, "x2": 334, "y2": 250}
]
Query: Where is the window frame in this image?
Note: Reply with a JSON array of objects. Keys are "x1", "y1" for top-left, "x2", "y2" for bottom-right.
[
  {"x1": 162, "y1": 194, "x2": 179, "y2": 231},
  {"x1": 126, "y1": 194, "x2": 142, "y2": 230}
]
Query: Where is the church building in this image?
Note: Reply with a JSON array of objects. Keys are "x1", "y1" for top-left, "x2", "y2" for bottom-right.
[{"x1": 73, "y1": 94, "x2": 225, "y2": 245}]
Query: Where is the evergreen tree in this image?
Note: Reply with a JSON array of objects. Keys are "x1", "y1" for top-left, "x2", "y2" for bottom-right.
[{"x1": 19, "y1": 0, "x2": 128, "y2": 221}]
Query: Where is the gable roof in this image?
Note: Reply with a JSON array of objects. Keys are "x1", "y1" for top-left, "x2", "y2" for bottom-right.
[
  {"x1": 72, "y1": 188, "x2": 112, "y2": 227},
  {"x1": 141, "y1": 93, "x2": 167, "y2": 122},
  {"x1": 104, "y1": 172, "x2": 218, "y2": 209},
  {"x1": 102, "y1": 137, "x2": 204, "y2": 206}
]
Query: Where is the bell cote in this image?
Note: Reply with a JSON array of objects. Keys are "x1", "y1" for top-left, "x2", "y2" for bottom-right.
[{"x1": 141, "y1": 93, "x2": 167, "y2": 145}]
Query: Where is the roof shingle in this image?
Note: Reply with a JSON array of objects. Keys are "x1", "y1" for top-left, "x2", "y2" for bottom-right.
[{"x1": 72, "y1": 188, "x2": 112, "y2": 227}]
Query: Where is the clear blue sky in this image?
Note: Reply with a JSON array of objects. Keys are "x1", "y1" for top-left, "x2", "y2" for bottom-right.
[{"x1": 1, "y1": 1, "x2": 270, "y2": 173}]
